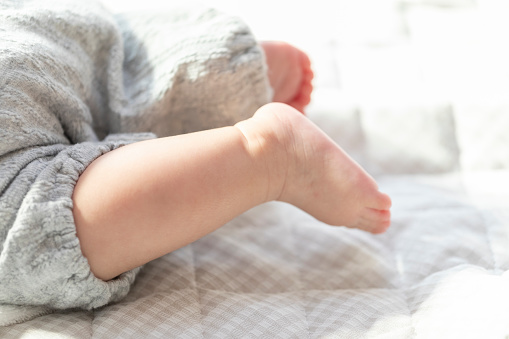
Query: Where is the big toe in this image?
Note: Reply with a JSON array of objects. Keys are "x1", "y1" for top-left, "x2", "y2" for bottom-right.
[{"x1": 369, "y1": 191, "x2": 392, "y2": 211}]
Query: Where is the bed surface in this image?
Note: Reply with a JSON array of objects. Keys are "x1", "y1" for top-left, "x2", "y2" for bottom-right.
[{"x1": 2, "y1": 0, "x2": 509, "y2": 337}]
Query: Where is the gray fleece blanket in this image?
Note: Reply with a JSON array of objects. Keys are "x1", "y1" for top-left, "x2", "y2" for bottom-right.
[{"x1": 0, "y1": 0, "x2": 270, "y2": 325}]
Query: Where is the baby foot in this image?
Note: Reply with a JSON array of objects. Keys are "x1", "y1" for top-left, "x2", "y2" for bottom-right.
[
  {"x1": 261, "y1": 41, "x2": 314, "y2": 113},
  {"x1": 236, "y1": 103, "x2": 392, "y2": 233}
]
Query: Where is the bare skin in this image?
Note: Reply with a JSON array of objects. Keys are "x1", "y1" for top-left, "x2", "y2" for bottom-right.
[
  {"x1": 257, "y1": 42, "x2": 390, "y2": 229},
  {"x1": 236, "y1": 103, "x2": 392, "y2": 232},
  {"x1": 261, "y1": 41, "x2": 313, "y2": 113},
  {"x1": 73, "y1": 42, "x2": 391, "y2": 281}
]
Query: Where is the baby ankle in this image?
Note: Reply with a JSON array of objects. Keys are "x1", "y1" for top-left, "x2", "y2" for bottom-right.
[{"x1": 236, "y1": 116, "x2": 289, "y2": 203}]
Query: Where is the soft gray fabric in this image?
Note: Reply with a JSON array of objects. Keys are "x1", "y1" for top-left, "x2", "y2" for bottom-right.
[{"x1": 0, "y1": 0, "x2": 271, "y2": 315}]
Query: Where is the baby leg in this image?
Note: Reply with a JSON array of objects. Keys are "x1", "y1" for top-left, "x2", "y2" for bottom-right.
[{"x1": 74, "y1": 103, "x2": 391, "y2": 281}]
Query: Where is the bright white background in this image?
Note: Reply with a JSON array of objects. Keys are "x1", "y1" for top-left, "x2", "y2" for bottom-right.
[{"x1": 102, "y1": 0, "x2": 509, "y2": 106}]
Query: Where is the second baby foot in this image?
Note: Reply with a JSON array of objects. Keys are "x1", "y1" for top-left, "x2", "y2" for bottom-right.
[{"x1": 261, "y1": 41, "x2": 314, "y2": 113}]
